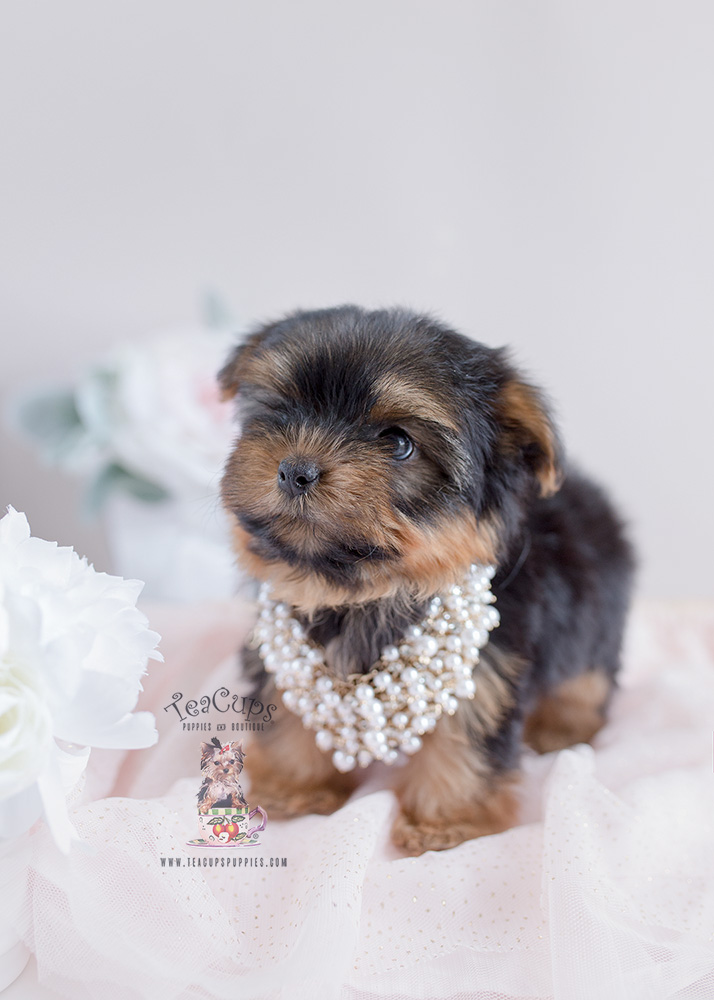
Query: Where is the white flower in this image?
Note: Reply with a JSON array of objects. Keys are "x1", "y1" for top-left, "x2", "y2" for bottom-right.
[
  {"x1": 75, "y1": 329, "x2": 238, "y2": 497},
  {"x1": 0, "y1": 508, "x2": 162, "y2": 850}
]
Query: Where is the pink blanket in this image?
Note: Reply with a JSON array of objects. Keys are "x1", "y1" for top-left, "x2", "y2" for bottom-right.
[{"x1": 16, "y1": 598, "x2": 714, "y2": 999}]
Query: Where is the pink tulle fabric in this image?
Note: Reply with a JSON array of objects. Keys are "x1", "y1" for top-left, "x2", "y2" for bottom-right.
[{"x1": 13, "y1": 599, "x2": 714, "y2": 999}]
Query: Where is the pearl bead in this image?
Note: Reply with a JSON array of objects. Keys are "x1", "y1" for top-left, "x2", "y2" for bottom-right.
[
  {"x1": 316, "y1": 676, "x2": 333, "y2": 692},
  {"x1": 401, "y1": 734, "x2": 423, "y2": 755},
  {"x1": 393, "y1": 712, "x2": 409, "y2": 730},
  {"x1": 332, "y1": 751, "x2": 356, "y2": 772},
  {"x1": 419, "y1": 636, "x2": 439, "y2": 656},
  {"x1": 315, "y1": 730, "x2": 333, "y2": 751},
  {"x1": 444, "y1": 653, "x2": 463, "y2": 670},
  {"x1": 382, "y1": 645, "x2": 399, "y2": 662},
  {"x1": 455, "y1": 678, "x2": 476, "y2": 698},
  {"x1": 358, "y1": 750, "x2": 373, "y2": 768},
  {"x1": 355, "y1": 684, "x2": 374, "y2": 701}
]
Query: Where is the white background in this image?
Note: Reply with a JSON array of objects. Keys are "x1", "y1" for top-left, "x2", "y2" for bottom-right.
[{"x1": 1, "y1": 1, "x2": 712, "y2": 597}]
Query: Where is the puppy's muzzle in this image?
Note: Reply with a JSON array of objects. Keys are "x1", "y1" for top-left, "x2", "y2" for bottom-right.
[{"x1": 277, "y1": 458, "x2": 321, "y2": 498}]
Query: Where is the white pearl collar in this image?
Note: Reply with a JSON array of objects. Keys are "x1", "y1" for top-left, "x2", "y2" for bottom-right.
[{"x1": 252, "y1": 564, "x2": 499, "y2": 772}]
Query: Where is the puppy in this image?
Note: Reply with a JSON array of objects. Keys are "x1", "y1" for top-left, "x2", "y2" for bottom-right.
[
  {"x1": 218, "y1": 306, "x2": 634, "y2": 854},
  {"x1": 197, "y1": 738, "x2": 248, "y2": 813}
]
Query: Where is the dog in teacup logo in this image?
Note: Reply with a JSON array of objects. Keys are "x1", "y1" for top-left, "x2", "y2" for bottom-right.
[{"x1": 187, "y1": 737, "x2": 268, "y2": 848}]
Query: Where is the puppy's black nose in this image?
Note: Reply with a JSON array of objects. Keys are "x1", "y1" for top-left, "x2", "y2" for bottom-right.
[{"x1": 277, "y1": 459, "x2": 321, "y2": 498}]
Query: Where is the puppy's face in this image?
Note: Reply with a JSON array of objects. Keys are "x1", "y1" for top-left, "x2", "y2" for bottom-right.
[
  {"x1": 201, "y1": 741, "x2": 245, "y2": 780},
  {"x1": 220, "y1": 307, "x2": 560, "y2": 610}
]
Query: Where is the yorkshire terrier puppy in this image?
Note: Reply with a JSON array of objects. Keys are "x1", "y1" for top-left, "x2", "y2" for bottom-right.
[
  {"x1": 218, "y1": 306, "x2": 634, "y2": 854},
  {"x1": 197, "y1": 738, "x2": 248, "y2": 813}
]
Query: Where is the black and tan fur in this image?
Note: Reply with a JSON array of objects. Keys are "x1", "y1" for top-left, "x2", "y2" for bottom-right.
[
  {"x1": 218, "y1": 306, "x2": 634, "y2": 854},
  {"x1": 197, "y1": 738, "x2": 248, "y2": 814}
]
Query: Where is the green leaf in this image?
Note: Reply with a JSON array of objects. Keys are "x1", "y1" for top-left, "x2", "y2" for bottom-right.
[
  {"x1": 14, "y1": 390, "x2": 88, "y2": 461},
  {"x1": 85, "y1": 463, "x2": 170, "y2": 515},
  {"x1": 200, "y1": 289, "x2": 236, "y2": 330}
]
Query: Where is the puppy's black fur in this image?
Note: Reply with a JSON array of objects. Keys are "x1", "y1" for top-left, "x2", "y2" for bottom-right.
[{"x1": 219, "y1": 305, "x2": 634, "y2": 851}]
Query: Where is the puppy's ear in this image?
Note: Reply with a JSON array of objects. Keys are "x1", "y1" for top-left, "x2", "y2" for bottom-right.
[
  {"x1": 200, "y1": 742, "x2": 215, "y2": 769},
  {"x1": 217, "y1": 341, "x2": 253, "y2": 401},
  {"x1": 217, "y1": 323, "x2": 276, "y2": 400},
  {"x1": 496, "y1": 376, "x2": 563, "y2": 498}
]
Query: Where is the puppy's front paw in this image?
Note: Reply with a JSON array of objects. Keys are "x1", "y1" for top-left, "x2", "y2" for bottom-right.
[
  {"x1": 248, "y1": 782, "x2": 352, "y2": 820},
  {"x1": 391, "y1": 811, "x2": 511, "y2": 855}
]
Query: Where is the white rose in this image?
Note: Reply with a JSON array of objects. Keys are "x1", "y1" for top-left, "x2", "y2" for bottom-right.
[
  {"x1": 75, "y1": 329, "x2": 238, "y2": 497},
  {"x1": 0, "y1": 659, "x2": 53, "y2": 801},
  {"x1": 0, "y1": 508, "x2": 162, "y2": 849}
]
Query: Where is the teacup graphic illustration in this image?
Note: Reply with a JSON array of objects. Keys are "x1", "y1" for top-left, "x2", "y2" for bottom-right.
[
  {"x1": 196, "y1": 805, "x2": 268, "y2": 845},
  {"x1": 187, "y1": 738, "x2": 268, "y2": 848}
]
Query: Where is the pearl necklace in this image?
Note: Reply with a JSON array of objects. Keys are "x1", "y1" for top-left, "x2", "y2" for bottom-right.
[{"x1": 252, "y1": 564, "x2": 499, "y2": 773}]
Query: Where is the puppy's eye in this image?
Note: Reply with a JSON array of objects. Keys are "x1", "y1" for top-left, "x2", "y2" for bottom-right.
[{"x1": 379, "y1": 427, "x2": 414, "y2": 460}]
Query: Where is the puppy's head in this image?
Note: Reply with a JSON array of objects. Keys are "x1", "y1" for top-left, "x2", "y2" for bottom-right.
[
  {"x1": 201, "y1": 740, "x2": 245, "y2": 778},
  {"x1": 220, "y1": 306, "x2": 561, "y2": 611}
]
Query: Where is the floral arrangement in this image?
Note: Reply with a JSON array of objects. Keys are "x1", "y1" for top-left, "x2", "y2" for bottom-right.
[
  {"x1": 15, "y1": 326, "x2": 238, "y2": 511},
  {"x1": 0, "y1": 507, "x2": 162, "y2": 851},
  {"x1": 11, "y1": 314, "x2": 246, "y2": 601}
]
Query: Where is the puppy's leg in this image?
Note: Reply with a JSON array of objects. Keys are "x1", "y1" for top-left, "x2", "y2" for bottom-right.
[
  {"x1": 523, "y1": 669, "x2": 613, "y2": 754},
  {"x1": 391, "y1": 712, "x2": 520, "y2": 855},
  {"x1": 244, "y1": 707, "x2": 359, "y2": 819},
  {"x1": 198, "y1": 785, "x2": 219, "y2": 813},
  {"x1": 391, "y1": 646, "x2": 525, "y2": 855}
]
